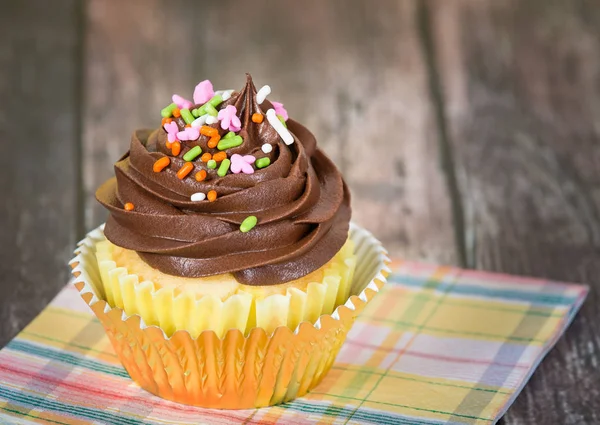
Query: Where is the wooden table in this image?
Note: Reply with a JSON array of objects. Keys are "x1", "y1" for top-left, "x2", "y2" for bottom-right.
[{"x1": 2, "y1": 1, "x2": 599, "y2": 423}]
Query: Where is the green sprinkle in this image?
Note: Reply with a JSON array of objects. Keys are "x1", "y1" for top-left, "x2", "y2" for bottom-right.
[
  {"x1": 217, "y1": 135, "x2": 243, "y2": 150},
  {"x1": 191, "y1": 108, "x2": 200, "y2": 118},
  {"x1": 224, "y1": 131, "x2": 236, "y2": 139},
  {"x1": 161, "y1": 102, "x2": 177, "y2": 118},
  {"x1": 204, "y1": 103, "x2": 218, "y2": 117},
  {"x1": 217, "y1": 159, "x2": 231, "y2": 177},
  {"x1": 256, "y1": 157, "x2": 271, "y2": 169},
  {"x1": 277, "y1": 114, "x2": 287, "y2": 128},
  {"x1": 240, "y1": 216, "x2": 258, "y2": 233},
  {"x1": 208, "y1": 95, "x2": 223, "y2": 108},
  {"x1": 180, "y1": 108, "x2": 194, "y2": 124},
  {"x1": 182, "y1": 146, "x2": 202, "y2": 161},
  {"x1": 207, "y1": 159, "x2": 217, "y2": 169},
  {"x1": 197, "y1": 104, "x2": 207, "y2": 116}
]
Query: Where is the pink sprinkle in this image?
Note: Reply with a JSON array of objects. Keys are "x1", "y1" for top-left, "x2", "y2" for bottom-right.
[
  {"x1": 217, "y1": 105, "x2": 242, "y2": 132},
  {"x1": 177, "y1": 127, "x2": 200, "y2": 141},
  {"x1": 164, "y1": 121, "x2": 179, "y2": 142},
  {"x1": 193, "y1": 80, "x2": 214, "y2": 105},
  {"x1": 271, "y1": 101, "x2": 288, "y2": 121},
  {"x1": 230, "y1": 154, "x2": 256, "y2": 174},
  {"x1": 172, "y1": 94, "x2": 193, "y2": 110}
]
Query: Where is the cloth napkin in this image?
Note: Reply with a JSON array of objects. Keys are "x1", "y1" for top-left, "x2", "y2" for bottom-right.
[{"x1": 0, "y1": 261, "x2": 587, "y2": 425}]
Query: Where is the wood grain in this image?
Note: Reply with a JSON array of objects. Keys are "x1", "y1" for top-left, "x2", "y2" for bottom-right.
[
  {"x1": 430, "y1": 0, "x2": 600, "y2": 423},
  {"x1": 82, "y1": 0, "x2": 458, "y2": 262},
  {"x1": 0, "y1": 1, "x2": 81, "y2": 347}
]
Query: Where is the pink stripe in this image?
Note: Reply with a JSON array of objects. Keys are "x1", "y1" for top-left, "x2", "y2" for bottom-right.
[{"x1": 344, "y1": 339, "x2": 528, "y2": 369}]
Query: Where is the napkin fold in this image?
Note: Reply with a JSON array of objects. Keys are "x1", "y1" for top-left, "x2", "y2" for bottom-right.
[{"x1": 0, "y1": 261, "x2": 587, "y2": 424}]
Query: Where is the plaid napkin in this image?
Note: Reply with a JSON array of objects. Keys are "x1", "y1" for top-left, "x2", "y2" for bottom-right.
[{"x1": 0, "y1": 261, "x2": 587, "y2": 425}]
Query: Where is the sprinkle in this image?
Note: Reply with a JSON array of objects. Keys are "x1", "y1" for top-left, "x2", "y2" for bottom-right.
[
  {"x1": 256, "y1": 157, "x2": 271, "y2": 169},
  {"x1": 153, "y1": 156, "x2": 170, "y2": 172},
  {"x1": 207, "y1": 159, "x2": 217, "y2": 169},
  {"x1": 190, "y1": 192, "x2": 206, "y2": 202},
  {"x1": 183, "y1": 145, "x2": 202, "y2": 161},
  {"x1": 164, "y1": 121, "x2": 179, "y2": 142},
  {"x1": 177, "y1": 162, "x2": 194, "y2": 179},
  {"x1": 204, "y1": 103, "x2": 218, "y2": 117},
  {"x1": 166, "y1": 141, "x2": 173, "y2": 149},
  {"x1": 206, "y1": 116, "x2": 219, "y2": 125},
  {"x1": 200, "y1": 126, "x2": 218, "y2": 137},
  {"x1": 161, "y1": 103, "x2": 177, "y2": 118},
  {"x1": 240, "y1": 216, "x2": 258, "y2": 233},
  {"x1": 124, "y1": 202, "x2": 135, "y2": 211},
  {"x1": 171, "y1": 141, "x2": 181, "y2": 156},
  {"x1": 224, "y1": 131, "x2": 236, "y2": 139},
  {"x1": 217, "y1": 135, "x2": 243, "y2": 150},
  {"x1": 271, "y1": 101, "x2": 288, "y2": 121},
  {"x1": 207, "y1": 190, "x2": 217, "y2": 202},
  {"x1": 172, "y1": 108, "x2": 181, "y2": 118},
  {"x1": 201, "y1": 152, "x2": 212, "y2": 162},
  {"x1": 261, "y1": 143, "x2": 273, "y2": 154},
  {"x1": 217, "y1": 105, "x2": 241, "y2": 132},
  {"x1": 180, "y1": 108, "x2": 195, "y2": 125},
  {"x1": 207, "y1": 135, "x2": 221, "y2": 149},
  {"x1": 277, "y1": 115, "x2": 287, "y2": 128},
  {"x1": 222, "y1": 90, "x2": 234, "y2": 101},
  {"x1": 161, "y1": 117, "x2": 172, "y2": 126},
  {"x1": 266, "y1": 109, "x2": 293, "y2": 145},
  {"x1": 217, "y1": 159, "x2": 231, "y2": 177},
  {"x1": 195, "y1": 170, "x2": 207, "y2": 181},
  {"x1": 177, "y1": 127, "x2": 200, "y2": 141},
  {"x1": 212, "y1": 151, "x2": 227, "y2": 162},
  {"x1": 172, "y1": 94, "x2": 193, "y2": 110},
  {"x1": 230, "y1": 154, "x2": 256, "y2": 174},
  {"x1": 208, "y1": 95, "x2": 223, "y2": 108},
  {"x1": 256, "y1": 85, "x2": 271, "y2": 104},
  {"x1": 252, "y1": 113, "x2": 264, "y2": 123},
  {"x1": 191, "y1": 116, "x2": 207, "y2": 128},
  {"x1": 194, "y1": 80, "x2": 214, "y2": 105},
  {"x1": 192, "y1": 109, "x2": 200, "y2": 118}
]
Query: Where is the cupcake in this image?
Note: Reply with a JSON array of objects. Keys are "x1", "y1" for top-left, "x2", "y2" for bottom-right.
[{"x1": 71, "y1": 75, "x2": 389, "y2": 408}]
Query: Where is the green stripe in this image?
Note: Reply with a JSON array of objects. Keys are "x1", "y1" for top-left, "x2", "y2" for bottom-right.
[
  {"x1": 20, "y1": 331, "x2": 117, "y2": 358},
  {"x1": 0, "y1": 387, "x2": 144, "y2": 425},
  {"x1": 7, "y1": 340, "x2": 129, "y2": 379},
  {"x1": 0, "y1": 406, "x2": 69, "y2": 425}
]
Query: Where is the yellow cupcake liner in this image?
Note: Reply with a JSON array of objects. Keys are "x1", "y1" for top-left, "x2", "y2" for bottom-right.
[
  {"x1": 94, "y1": 238, "x2": 356, "y2": 338},
  {"x1": 70, "y1": 223, "x2": 390, "y2": 409}
]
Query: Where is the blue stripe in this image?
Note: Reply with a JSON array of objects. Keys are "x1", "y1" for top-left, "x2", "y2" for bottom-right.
[
  {"x1": 0, "y1": 386, "x2": 145, "y2": 425},
  {"x1": 389, "y1": 275, "x2": 574, "y2": 306},
  {"x1": 7, "y1": 340, "x2": 129, "y2": 378}
]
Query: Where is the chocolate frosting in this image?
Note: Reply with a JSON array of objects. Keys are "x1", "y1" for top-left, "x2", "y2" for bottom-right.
[{"x1": 96, "y1": 75, "x2": 351, "y2": 285}]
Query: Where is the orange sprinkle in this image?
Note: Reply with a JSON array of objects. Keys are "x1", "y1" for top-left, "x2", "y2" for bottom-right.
[
  {"x1": 166, "y1": 140, "x2": 173, "y2": 149},
  {"x1": 201, "y1": 152, "x2": 212, "y2": 162},
  {"x1": 207, "y1": 134, "x2": 221, "y2": 149},
  {"x1": 124, "y1": 202, "x2": 134, "y2": 211},
  {"x1": 185, "y1": 124, "x2": 191, "y2": 128},
  {"x1": 212, "y1": 151, "x2": 227, "y2": 162},
  {"x1": 195, "y1": 170, "x2": 207, "y2": 182},
  {"x1": 207, "y1": 190, "x2": 217, "y2": 202},
  {"x1": 177, "y1": 162, "x2": 194, "y2": 180},
  {"x1": 252, "y1": 113, "x2": 264, "y2": 123},
  {"x1": 161, "y1": 117, "x2": 172, "y2": 126},
  {"x1": 153, "y1": 156, "x2": 170, "y2": 172},
  {"x1": 172, "y1": 108, "x2": 181, "y2": 118},
  {"x1": 171, "y1": 141, "x2": 181, "y2": 156},
  {"x1": 200, "y1": 126, "x2": 218, "y2": 137}
]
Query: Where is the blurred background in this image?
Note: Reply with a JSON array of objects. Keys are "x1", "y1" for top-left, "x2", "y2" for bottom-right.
[{"x1": 1, "y1": 0, "x2": 600, "y2": 423}]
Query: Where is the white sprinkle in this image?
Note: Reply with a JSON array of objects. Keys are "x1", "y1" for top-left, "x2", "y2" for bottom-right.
[
  {"x1": 190, "y1": 192, "x2": 206, "y2": 202},
  {"x1": 256, "y1": 85, "x2": 271, "y2": 104},
  {"x1": 221, "y1": 90, "x2": 234, "y2": 101},
  {"x1": 205, "y1": 115, "x2": 219, "y2": 125},
  {"x1": 266, "y1": 109, "x2": 293, "y2": 145},
  {"x1": 261, "y1": 143, "x2": 273, "y2": 154},
  {"x1": 191, "y1": 115, "x2": 207, "y2": 128}
]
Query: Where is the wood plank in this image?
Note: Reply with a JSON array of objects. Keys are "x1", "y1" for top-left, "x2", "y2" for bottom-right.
[
  {"x1": 430, "y1": 0, "x2": 600, "y2": 423},
  {"x1": 82, "y1": 0, "x2": 458, "y2": 262},
  {"x1": 0, "y1": 2, "x2": 81, "y2": 347}
]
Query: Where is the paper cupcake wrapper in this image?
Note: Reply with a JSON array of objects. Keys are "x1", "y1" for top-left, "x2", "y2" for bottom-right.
[
  {"x1": 94, "y1": 238, "x2": 356, "y2": 338},
  {"x1": 70, "y1": 223, "x2": 390, "y2": 409}
]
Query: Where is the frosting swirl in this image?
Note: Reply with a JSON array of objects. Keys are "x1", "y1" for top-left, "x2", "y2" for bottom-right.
[{"x1": 96, "y1": 75, "x2": 351, "y2": 285}]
